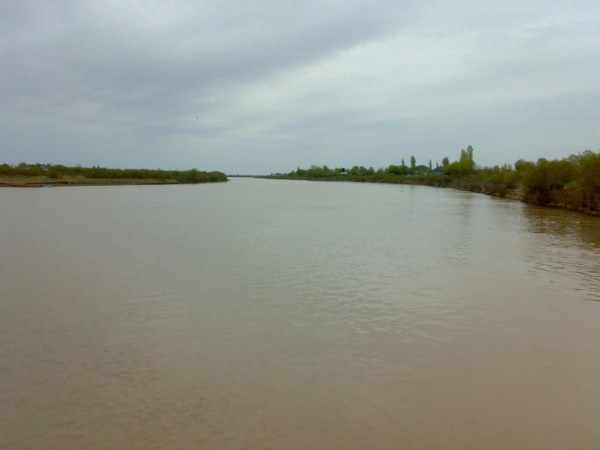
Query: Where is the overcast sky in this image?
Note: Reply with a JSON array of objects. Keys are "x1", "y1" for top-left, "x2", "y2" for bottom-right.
[{"x1": 2, "y1": 1, "x2": 599, "y2": 174}]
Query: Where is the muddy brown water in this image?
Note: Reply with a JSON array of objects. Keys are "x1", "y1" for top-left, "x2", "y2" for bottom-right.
[{"x1": 1, "y1": 178, "x2": 599, "y2": 449}]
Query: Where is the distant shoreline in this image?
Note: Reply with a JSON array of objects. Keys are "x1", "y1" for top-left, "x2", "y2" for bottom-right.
[
  {"x1": 259, "y1": 175, "x2": 600, "y2": 217},
  {"x1": 0, "y1": 164, "x2": 228, "y2": 187},
  {"x1": 0, "y1": 176, "x2": 227, "y2": 188}
]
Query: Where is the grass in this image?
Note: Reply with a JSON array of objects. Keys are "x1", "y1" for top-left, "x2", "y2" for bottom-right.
[{"x1": 0, "y1": 175, "x2": 182, "y2": 187}]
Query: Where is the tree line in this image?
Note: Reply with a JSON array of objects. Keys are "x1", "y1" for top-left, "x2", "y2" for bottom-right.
[
  {"x1": 288, "y1": 146, "x2": 477, "y2": 179},
  {"x1": 276, "y1": 146, "x2": 600, "y2": 216},
  {"x1": 0, "y1": 163, "x2": 227, "y2": 183},
  {"x1": 515, "y1": 151, "x2": 600, "y2": 212}
]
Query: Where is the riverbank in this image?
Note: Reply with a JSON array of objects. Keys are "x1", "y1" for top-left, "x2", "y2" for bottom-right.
[
  {"x1": 445, "y1": 176, "x2": 599, "y2": 217},
  {"x1": 0, "y1": 175, "x2": 227, "y2": 188},
  {"x1": 260, "y1": 174, "x2": 600, "y2": 217},
  {"x1": 267, "y1": 148, "x2": 600, "y2": 217},
  {"x1": 0, "y1": 164, "x2": 228, "y2": 187}
]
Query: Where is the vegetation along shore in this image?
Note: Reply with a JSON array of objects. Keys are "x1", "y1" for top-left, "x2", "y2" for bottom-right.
[
  {"x1": 0, "y1": 164, "x2": 228, "y2": 187},
  {"x1": 265, "y1": 146, "x2": 600, "y2": 217}
]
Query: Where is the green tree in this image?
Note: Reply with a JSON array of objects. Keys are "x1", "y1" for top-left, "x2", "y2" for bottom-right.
[
  {"x1": 445, "y1": 147, "x2": 476, "y2": 176},
  {"x1": 578, "y1": 151, "x2": 600, "y2": 208},
  {"x1": 387, "y1": 165, "x2": 402, "y2": 175}
]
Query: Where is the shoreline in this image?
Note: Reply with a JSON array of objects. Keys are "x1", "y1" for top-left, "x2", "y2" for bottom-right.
[
  {"x1": 0, "y1": 176, "x2": 227, "y2": 188},
  {"x1": 259, "y1": 175, "x2": 599, "y2": 217}
]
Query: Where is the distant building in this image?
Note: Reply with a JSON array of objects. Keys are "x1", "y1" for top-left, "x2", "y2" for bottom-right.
[{"x1": 432, "y1": 168, "x2": 445, "y2": 175}]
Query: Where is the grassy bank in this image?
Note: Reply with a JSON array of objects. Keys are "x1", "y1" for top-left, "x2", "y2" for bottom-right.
[
  {"x1": 0, "y1": 164, "x2": 228, "y2": 187},
  {"x1": 265, "y1": 148, "x2": 600, "y2": 217}
]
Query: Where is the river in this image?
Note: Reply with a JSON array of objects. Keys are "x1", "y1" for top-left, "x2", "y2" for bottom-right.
[{"x1": 1, "y1": 178, "x2": 599, "y2": 449}]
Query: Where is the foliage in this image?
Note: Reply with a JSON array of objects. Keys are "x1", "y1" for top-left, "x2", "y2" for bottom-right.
[
  {"x1": 516, "y1": 150, "x2": 600, "y2": 211},
  {"x1": 579, "y1": 151, "x2": 600, "y2": 209},
  {"x1": 279, "y1": 146, "x2": 600, "y2": 215},
  {"x1": 0, "y1": 163, "x2": 227, "y2": 183},
  {"x1": 444, "y1": 145, "x2": 475, "y2": 176}
]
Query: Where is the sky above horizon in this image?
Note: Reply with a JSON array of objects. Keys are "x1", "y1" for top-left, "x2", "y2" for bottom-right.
[{"x1": 2, "y1": 1, "x2": 599, "y2": 175}]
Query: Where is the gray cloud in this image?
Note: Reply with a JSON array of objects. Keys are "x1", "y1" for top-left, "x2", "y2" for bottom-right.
[{"x1": 1, "y1": 0, "x2": 599, "y2": 173}]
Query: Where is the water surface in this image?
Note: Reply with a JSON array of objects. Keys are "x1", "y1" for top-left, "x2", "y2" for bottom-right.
[{"x1": 1, "y1": 178, "x2": 599, "y2": 449}]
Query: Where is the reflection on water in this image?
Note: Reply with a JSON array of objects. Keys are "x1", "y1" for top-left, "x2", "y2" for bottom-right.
[
  {"x1": 522, "y1": 205, "x2": 600, "y2": 301},
  {"x1": 524, "y1": 205, "x2": 600, "y2": 248},
  {"x1": 1, "y1": 179, "x2": 599, "y2": 449}
]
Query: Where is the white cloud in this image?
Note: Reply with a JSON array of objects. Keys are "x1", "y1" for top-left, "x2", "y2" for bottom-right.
[{"x1": 1, "y1": 1, "x2": 599, "y2": 173}]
